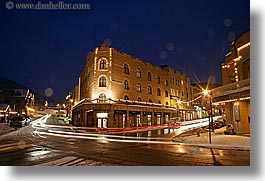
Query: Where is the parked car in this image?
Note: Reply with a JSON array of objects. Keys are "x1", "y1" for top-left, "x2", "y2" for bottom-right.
[
  {"x1": 224, "y1": 124, "x2": 236, "y2": 135},
  {"x1": 10, "y1": 116, "x2": 24, "y2": 130},
  {"x1": 216, "y1": 118, "x2": 226, "y2": 127}
]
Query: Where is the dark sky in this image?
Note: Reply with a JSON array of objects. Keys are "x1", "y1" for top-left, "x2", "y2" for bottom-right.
[{"x1": 0, "y1": 0, "x2": 250, "y2": 102}]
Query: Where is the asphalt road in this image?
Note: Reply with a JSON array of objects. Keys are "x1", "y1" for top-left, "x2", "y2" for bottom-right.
[{"x1": 0, "y1": 120, "x2": 250, "y2": 166}]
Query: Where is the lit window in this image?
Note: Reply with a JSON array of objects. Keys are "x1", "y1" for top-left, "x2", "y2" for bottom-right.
[
  {"x1": 99, "y1": 93, "x2": 107, "y2": 103},
  {"x1": 124, "y1": 64, "x2": 129, "y2": 75},
  {"x1": 148, "y1": 72, "x2": 152, "y2": 81},
  {"x1": 99, "y1": 76, "x2": 106, "y2": 87},
  {"x1": 156, "y1": 75, "x2": 160, "y2": 84},
  {"x1": 99, "y1": 59, "x2": 107, "y2": 70},
  {"x1": 124, "y1": 80, "x2": 129, "y2": 90},
  {"x1": 148, "y1": 85, "x2": 152, "y2": 94},
  {"x1": 165, "y1": 79, "x2": 168, "y2": 86},
  {"x1": 136, "y1": 68, "x2": 141, "y2": 78},
  {"x1": 137, "y1": 83, "x2": 141, "y2": 92},
  {"x1": 170, "y1": 88, "x2": 175, "y2": 95},
  {"x1": 124, "y1": 95, "x2": 129, "y2": 100}
]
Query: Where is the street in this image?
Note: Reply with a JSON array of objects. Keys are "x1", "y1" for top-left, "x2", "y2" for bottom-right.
[{"x1": 0, "y1": 115, "x2": 250, "y2": 166}]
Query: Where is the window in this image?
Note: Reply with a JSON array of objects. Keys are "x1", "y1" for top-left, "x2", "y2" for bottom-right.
[
  {"x1": 124, "y1": 95, "x2": 129, "y2": 100},
  {"x1": 170, "y1": 77, "x2": 173, "y2": 84},
  {"x1": 156, "y1": 75, "x2": 160, "y2": 84},
  {"x1": 148, "y1": 99, "x2": 152, "y2": 103},
  {"x1": 158, "y1": 101, "x2": 161, "y2": 104},
  {"x1": 176, "y1": 80, "x2": 180, "y2": 86},
  {"x1": 99, "y1": 59, "x2": 107, "y2": 70},
  {"x1": 165, "y1": 90, "x2": 168, "y2": 97},
  {"x1": 165, "y1": 79, "x2": 168, "y2": 86},
  {"x1": 157, "y1": 88, "x2": 161, "y2": 96},
  {"x1": 124, "y1": 80, "x2": 129, "y2": 90},
  {"x1": 148, "y1": 72, "x2": 152, "y2": 81},
  {"x1": 124, "y1": 64, "x2": 129, "y2": 74},
  {"x1": 137, "y1": 97, "x2": 142, "y2": 102},
  {"x1": 137, "y1": 83, "x2": 142, "y2": 92},
  {"x1": 99, "y1": 76, "x2": 106, "y2": 87},
  {"x1": 170, "y1": 88, "x2": 175, "y2": 95},
  {"x1": 99, "y1": 93, "x2": 107, "y2": 103},
  {"x1": 148, "y1": 86, "x2": 152, "y2": 94},
  {"x1": 136, "y1": 68, "x2": 141, "y2": 78}
]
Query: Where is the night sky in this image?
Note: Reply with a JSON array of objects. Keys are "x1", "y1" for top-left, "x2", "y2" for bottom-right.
[{"x1": 0, "y1": 0, "x2": 250, "y2": 102}]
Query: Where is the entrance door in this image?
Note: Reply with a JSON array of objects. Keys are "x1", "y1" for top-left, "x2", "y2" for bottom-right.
[{"x1": 97, "y1": 118, "x2": 108, "y2": 128}]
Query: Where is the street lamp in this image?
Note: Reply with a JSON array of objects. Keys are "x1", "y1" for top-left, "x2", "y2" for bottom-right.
[{"x1": 203, "y1": 89, "x2": 213, "y2": 144}]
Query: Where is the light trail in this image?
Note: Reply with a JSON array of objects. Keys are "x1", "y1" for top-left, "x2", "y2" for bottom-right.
[
  {"x1": 31, "y1": 114, "x2": 222, "y2": 145},
  {"x1": 33, "y1": 130, "x2": 187, "y2": 145}
]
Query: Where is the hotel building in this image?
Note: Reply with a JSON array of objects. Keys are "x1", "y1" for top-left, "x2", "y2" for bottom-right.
[
  {"x1": 212, "y1": 30, "x2": 250, "y2": 134},
  {"x1": 72, "y1": 44, "x2": 194, "y2": 128}
]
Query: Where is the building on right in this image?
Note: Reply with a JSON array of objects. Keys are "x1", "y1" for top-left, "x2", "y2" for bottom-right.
[{"x1": 212, "y1": 30, "x2": 250, "y2": 134}]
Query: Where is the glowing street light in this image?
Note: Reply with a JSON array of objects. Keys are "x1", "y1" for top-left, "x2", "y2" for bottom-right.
[
  {"x1": 203, "y1": 89, "x2": 209, "y2": 96},
  {"x1": 203, "y1": 89, "x2": 213, "y2": 144}
]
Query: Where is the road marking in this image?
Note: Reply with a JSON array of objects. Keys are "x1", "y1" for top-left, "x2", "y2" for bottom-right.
[
  {"x1": 0, "y1": 143, "x2": 36, "y2": 152},
  {"x1": 38, "y1": 156, "x2": 79, "y2": 166},
  {"x1": 36, "y1": 156, "x2": 114, "y2": 166}
]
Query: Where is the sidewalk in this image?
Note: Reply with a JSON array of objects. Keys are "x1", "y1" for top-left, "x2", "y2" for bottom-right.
[{"x1": 173, "y1": 127, "x2": 250, "y2": 151}]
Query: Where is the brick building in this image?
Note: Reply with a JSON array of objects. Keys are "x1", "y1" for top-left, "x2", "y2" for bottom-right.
[{"x1": 72, "y1": 44, "x2": 194, "y2": 128}]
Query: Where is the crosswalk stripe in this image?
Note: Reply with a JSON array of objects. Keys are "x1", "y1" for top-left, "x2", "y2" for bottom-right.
[
  {"x1": 63, "y1": 158, "x2": 86, "y2": 166},
  {"x1": 36, "y1": 156, "x2": 115, "y2": 166},
  {"x1": 38, "y1": 156, "x2": 78, "y2": 166}
]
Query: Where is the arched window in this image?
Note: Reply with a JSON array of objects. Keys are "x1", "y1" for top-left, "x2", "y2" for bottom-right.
[
  {"x1": 165, "y1": 90, "x2": 168, "y2": 97},
  {"x1": 124, "y1": 80, "x2": 129, "y2": 90},
  {"x1": 136, "y1": 68, "x2": 141, "y2": 78},
  {"x1": 124, "y1": 64, "x2": 129, "y2": 75},
  {"x1": 148, "y1": 99, "x2": 152, "y2": 103},
  {"x1": 99, "y1": 59, "x2": 107, "y2": 70},
  {"x1": 99, "y1": 76, "x2": 106, "y2": 87},
  {"x1": 148, "y1": 72, "x2": 152, "y2": 81},
  {"x1": 124, "y1": 95, "x2": 129, "y2": 100},
  {"x1": 157, "y1": 88, "x2": 161, "y2": 96},
  {"x1": 148, "y1": 85, "x2": 152, "y2": 94},
  {"x1": 137, "y1": 97, "x2": 142, "y2": 102},
  {"x1": 156, "y1": 75, "x2": 160, "y2": 84},
  {"x1": 137, "y1": 83, "x2": 141, "y2": 92},
  {"x1": 158, "y1": 101, "x2": 161, "y2": 104},
  {"x1": 99, "y1": 93, "x2": 107, "y2": 103},
  {"x1": 165, "y1": 79, "x2": 168, "y2": 86}
]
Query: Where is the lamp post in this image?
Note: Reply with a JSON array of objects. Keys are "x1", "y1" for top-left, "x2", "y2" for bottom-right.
[{"x1": 203, "y1": 89, "x2": 213, "y2": 144}]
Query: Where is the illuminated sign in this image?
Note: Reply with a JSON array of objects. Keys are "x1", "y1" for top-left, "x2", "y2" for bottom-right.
[{"x1": 97, "y1": 113, "x2": 108, "y2": 118}]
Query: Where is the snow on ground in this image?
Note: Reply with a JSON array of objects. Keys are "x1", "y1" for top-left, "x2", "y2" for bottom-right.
[
  {"x1": 0, "y1": 123, "x2": 14, "y2": 136},
  {"x1": 173, "y1": 127, "x2": 250, "y2": 150}
]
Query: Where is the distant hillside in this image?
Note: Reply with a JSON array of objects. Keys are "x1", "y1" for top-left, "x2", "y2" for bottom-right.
[{"x1": 0, "y1": 77, "x2": 54, "y2": 103}]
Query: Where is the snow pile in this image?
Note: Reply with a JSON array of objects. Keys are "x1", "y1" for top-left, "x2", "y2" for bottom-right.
[
  {"x1": 184, "y1": 134, "x2": 250, "y2": 147},
  {"x1": 0, "y1": 123, "x2": 14, "y2": 136},
  {"x1": 174, "y1": 127, "x2": 250, "y2": 150}
]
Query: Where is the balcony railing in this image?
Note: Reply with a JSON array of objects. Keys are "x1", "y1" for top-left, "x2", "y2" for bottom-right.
[{"x1": 211, "y1": 79, "x2": 250, "y2": 98}]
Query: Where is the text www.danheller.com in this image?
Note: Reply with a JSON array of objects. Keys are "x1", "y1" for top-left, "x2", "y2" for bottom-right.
[{"x1": 5, "y1": 1, "x2": 91, "y2": 10}]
